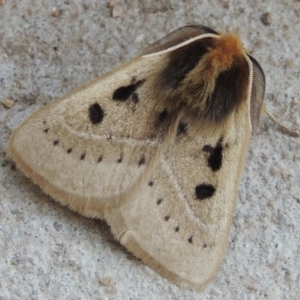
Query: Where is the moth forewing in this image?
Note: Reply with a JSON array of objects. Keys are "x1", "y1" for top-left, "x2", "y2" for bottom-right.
[
  {"x1": 106, "y1": 28, "x2": 257, "y2": 292},
  {"x1": 106, "y1": 97, "x2": 252, "y2": 292},
  {"x1": 7, "y1": 54, "x2": 176, "y2": 219},
  {"x1": 8, "y1": 25, "x2": 268, "y2": 292}
]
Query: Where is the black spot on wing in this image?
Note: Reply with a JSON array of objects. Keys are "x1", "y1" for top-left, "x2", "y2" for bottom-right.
[
  {"x1": 202, "y1": 139, "x2": 223, "y2": 171},
  {"x1": 89, "y1": 103, "x2": 104, "y2": 124},
  {"x1": 53, "y1": 140, "x2": 59, "y2": 146},
  {"x1": 175, "y1": 226, "x2": 180, "y2": 232},
  {"x1": 67, "y1": 148, "x2": 72, "y2": 154},
  {"x1": 80, "y1": 153, "x2": 86, "y2": 160},
  {"x1": 158, "y1": 38, "x2": 214, "y2": 90},
  {"x1": 195, "y1": 184, "x2": 216, "y2": 200},
  {"x1": 188, "y1": 236, "x2": 193, "y2": 244},
  {"x1": 98, "y1": 155, "x2": 103, "y2": 163},
  {"x1": 157, "y1": 199, "x2": 163, "y2": 205},
  {"x1": 149, "y1": 181, "x2": 154, "y2": 186},
  {"x1": 44, "y1": 128, "x2": 49, "y2": 133},
  {"x1": 113, "y1": 80, "x2": 145, "y2": 101},
  {"x1": 205, "y1": 56, "x2": 249, "y2": 123},
  {"x1": 164, "y1": 216, "x2": 170, "y2": 221},
  {"x1": 117, "y1": 154, "x2": 123, "y2": 163}
]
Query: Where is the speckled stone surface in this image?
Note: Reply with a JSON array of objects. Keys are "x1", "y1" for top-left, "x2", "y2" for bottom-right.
[{"x1": 1, "y1": 1, "x2": 300, "y2": 299}]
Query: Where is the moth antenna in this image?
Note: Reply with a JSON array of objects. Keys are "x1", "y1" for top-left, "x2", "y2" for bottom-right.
[{"x1": 262, "y1": 104, "x2": 299, "y2": 138}]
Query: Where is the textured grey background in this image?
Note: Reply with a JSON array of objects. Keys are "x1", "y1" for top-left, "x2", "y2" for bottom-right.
[{"x1": 1, "y1": 1, "x2": 300, "y2": 299}]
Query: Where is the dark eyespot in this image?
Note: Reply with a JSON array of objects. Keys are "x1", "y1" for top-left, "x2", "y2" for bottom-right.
[
  {"x1": 98, "y1": 155, "x2": 103, "y2": 163},
  {"x1": 195, "y1": 184, "x2": 216, "y2": 200},
  {"x1": 67, "y1": 148, "x2": 72, "y2": 154},
  {"x1": 117, "y1": 154, "x2": 123, "y2": 163},
  {"x1": 188, "y1": 236, "x2": 193, "y2": 244},
  {"x1": 80, "y1": 153, "x2": 86, "y2": 160},
  {"x1": 89, "y1": 103, "x2": 104, "y2": 124},
  {"x1": 44, "y1": 128, "x2": 49, "y2": 133},
  {"x1": 164, "y1": 216, "x2": 170, "y2": 221},
  {"x1": 157, "y1": 199, "x2": 163, "y2": 205},
  {"x1": 53, "y1": 140, "x2": 59, "y2": 146},
  {"x1": 175, "y1": 226, "x2": 180, "y2": 232},
  {"x1": 149, "y1": 181, "x2": 154, "y2": 187}
]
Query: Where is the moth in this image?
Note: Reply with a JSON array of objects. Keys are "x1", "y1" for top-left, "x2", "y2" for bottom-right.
[{"x1": 8, "y1": 25, "x2": 268, "y2": 291}]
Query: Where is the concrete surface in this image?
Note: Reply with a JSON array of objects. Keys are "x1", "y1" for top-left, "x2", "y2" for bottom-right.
[{"x1": 1, "y1": 1, "x2": 300, "y2": 299}]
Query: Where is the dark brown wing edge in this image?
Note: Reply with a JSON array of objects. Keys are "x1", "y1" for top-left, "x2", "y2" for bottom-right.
[
  {"x1": 142, "y1": 25, "x2": 219, "y2": 55},
  {"x1": 247, "y1": 54, "x2": 266, "y2": 133}
]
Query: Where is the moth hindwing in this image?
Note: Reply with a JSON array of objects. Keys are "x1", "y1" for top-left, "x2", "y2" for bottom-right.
[{"x1": 8, "y1": 25, "x2": 265, "y2": 292}]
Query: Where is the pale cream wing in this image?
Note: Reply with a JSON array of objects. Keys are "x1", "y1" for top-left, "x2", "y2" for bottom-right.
[
  {"x1": 8, "y1": 55, "x2": 174, "y2": 219},
  {"x1": 105, "y1": 100, "x2": 251, "y2": 291},
  {"x1": 7, "y1": 25, "x2": 223, "y2": 220}
]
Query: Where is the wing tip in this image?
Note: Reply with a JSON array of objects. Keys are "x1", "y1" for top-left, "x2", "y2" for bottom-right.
[{"x1": 7, "y1": 132, "x2": 107, "y2": 220}]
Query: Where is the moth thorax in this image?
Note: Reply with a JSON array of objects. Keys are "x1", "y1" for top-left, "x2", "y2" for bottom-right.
[{"x1": 182, "y1": 35, "x2": 250, "y2": 125}]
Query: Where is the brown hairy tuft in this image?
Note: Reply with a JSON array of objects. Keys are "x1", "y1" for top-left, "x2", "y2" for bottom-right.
[{"x1": 208, "y1": 34, "x2": 244, "y2": 72}]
